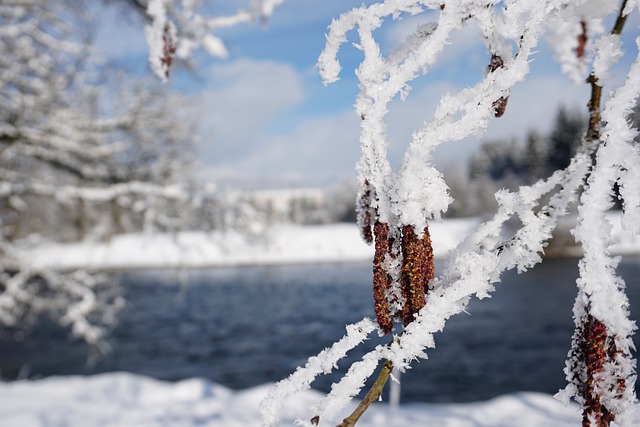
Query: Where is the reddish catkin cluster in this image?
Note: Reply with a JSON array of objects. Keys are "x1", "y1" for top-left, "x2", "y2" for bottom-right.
[
  {"x1": 400, "y1": 224, "x2": 435, "y2": 327},
  {"x1": 370, "y1": 221, "x2": 435, "y2": 334},
  {"x1": 160, "y1": 23, "x2": 177, "y2": 78},
  {"x1": 571, "y1": 314, "x2": 626, "y2": 427},
  {"x1": 372, "y1": 221, "x2": 394, "y2": 334},
  {"x1": 577, "y1": 21, "x2": 588, "y2": 59},
  {"x1": 358, "y1": 180, "x2": 374, "y2": 244},
  {"x1": 487, "y1": 54, "x2": 509, "y2": 118}
]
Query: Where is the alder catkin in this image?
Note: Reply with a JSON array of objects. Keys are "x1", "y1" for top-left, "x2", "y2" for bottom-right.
[
  {"x1": 357, "y1": 180, "x2": 374, "y2": 244},
  {"x1": 373, "y1": 221, "x2": 393, "y2": 334},
  {"x1": 577, "y1": 21, "x2": 588, "y2": 59},
  {"x1": 487, "y1": 54, "x2": 509, "y2": 118},
  {"x1": 400, "y1": 225, "x2": 435, "y2": 327},
  {"x1": 570, "y1": 314, "x2": 624, "y2": 427}
]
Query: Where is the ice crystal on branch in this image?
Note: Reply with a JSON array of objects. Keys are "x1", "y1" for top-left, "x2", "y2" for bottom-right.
[{"x1": 261, "y1": 0, "x2": 640, "y2": 426}]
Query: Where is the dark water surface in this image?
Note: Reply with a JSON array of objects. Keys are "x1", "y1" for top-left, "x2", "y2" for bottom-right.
[{"x1": 2, "y1": 257, "x2": 640, "y2": 403}]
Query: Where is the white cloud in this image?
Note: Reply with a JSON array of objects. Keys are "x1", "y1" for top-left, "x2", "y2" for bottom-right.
[
  {"x1": 194, "y1": 59, "x2": 592, "y2": 186},
  {"x1": 196, "y1": 58, "x2": 305, "y2": 165},
  {"x1": 203, "y1": 110, "x2": 361, "y2": 186}
]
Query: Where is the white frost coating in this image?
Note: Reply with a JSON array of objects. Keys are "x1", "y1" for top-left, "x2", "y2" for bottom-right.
[
  {"x1": 263, "y1": 1, "x2": 639, "y2": 425},
  {"x1": 593, "y1": 34, "x2": 623, "y2": 80},
  {"x1": 624, "y1": 0, "x2": 640, "y2": 16},
  {"x1": 310, "y1": 351, "x2": 382, "y2": 424},
  {"x1": 547, "y1": 0, "x2": 619, "y2": 83},
  {"x1": 546, "y1": 17, "x2": 587, "y2": 84},
  {"x1": 259, "y1": 318, "x2": 376, "y2": 427},
  {"x1": 201, "y1": 34, "x2": 228, "y2": 59},
  {"x1": 562, "y1": 40, "x2": 640, "y2": 425},
  {"x1": 145, "y1": 0, "x2": 172, "y2": 82},
  {"x1": 302, "y1": 151, "x2": 590, "y2": 427}
]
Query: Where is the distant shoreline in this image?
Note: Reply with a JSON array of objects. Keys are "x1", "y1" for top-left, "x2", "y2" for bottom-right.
[{"x1": 19, "y1": 213, "x2": 638, "y2": 271}]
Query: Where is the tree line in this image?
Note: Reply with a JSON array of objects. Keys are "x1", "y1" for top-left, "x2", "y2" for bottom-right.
[{"x1": 447, "y1": 107, "x2": 588, "y2": 217}]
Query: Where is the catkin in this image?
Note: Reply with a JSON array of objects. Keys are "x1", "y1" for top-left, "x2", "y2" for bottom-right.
[
  {"x1": 400, "y1": 225, "x2": 435, "y2": 327},
  {"x1": 373, "y1": 221, "x2": 393, "y2": 334}
]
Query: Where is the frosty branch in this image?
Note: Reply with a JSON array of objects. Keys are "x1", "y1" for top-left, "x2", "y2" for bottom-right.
[
  {"x1": 139, "y1": 0, "x2": 285, "y2": 80},
  {"x1": 261, "y1": 1, "x2": 640, "y2": 426}
]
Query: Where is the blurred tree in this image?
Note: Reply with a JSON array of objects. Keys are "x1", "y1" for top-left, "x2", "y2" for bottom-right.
[
  {"x1": 469, "y1": 138, "x2": 522, "y2": 184},
  {"x1": 521, "y1": 130, "x2": 547, "y2": 184},
  {"x1": 464, "y1": 107, "x2": 586, "y2": 216},
  {"x1": 0, "y1": 1, "x2": 196, "y2": 346},
  {"x1": 546, "y1": 106, "x2": 586, "y2": 174}
]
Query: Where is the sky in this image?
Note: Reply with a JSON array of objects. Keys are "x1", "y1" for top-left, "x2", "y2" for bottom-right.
[{"x1": 93, "y1": 1, "x2": 640, "y2": 188}]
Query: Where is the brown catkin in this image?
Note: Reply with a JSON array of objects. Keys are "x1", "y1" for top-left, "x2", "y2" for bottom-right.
[
  {"x1": 358, "y1": 180, "x2": 374, "y2": 244},
  {"x1": 575, "y1": 315, "x2": 618, "y2": 427},
  {"x1": 488, "y1": 54, "x2": 504, "y2": 73},
  {"x1": 487, "y1": 54, "x2": 509, "y2": 118},
  {"x1": 492, "y1": 96, "x2": 509, "y2": 118},
  {"x1": 373, "y1": 221, "x2": 393, "y2": 334},
  {"x1": 577, "y1": 21, "x2": 588, "y2": 59},
  {"x1": 400, "y1": 225, "x2": 435, "y2": 327},
  {"x1": 160, "y1": 23, "x2": 177, "y2": 78}
]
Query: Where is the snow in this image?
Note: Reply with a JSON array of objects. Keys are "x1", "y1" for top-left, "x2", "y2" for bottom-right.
[
  {"x1": 21, "y1": 212, "x2": 640, "y2": 272},
  {"x1": 23, "y1": 219, "x2": 481, "y2": 271},
  {"x1": 0, "y1": 371, "x2": 603, "y2": 427}
]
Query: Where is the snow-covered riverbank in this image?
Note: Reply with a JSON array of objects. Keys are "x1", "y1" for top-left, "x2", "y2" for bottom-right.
[
  {"x1": 0, "y1": 371, "x2": 597, "y2": 427},
  {"x1": 22, "y1": 212, "x2": 640, "y2": 271},
  {"x1": 24, "y1": 219, "x2": 481, "y2": 271}
]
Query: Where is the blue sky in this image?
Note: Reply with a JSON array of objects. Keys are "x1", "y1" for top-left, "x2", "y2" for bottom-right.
[{"x1": 93, "y1": 1, "x2": 639, "y2": 188}]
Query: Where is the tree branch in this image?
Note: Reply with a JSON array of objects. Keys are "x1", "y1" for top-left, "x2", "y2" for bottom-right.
[
  {"x1": 334, "y1": 359, "x2": 394, "y2": 427},
  {"x1": 585, "y1": 0, "x2": 629, "y2": 142}
]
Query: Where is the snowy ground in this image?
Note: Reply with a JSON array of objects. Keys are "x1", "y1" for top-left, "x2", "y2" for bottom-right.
[{"x1": 0, "y1": 371, "x2": 597, "y2": 427}]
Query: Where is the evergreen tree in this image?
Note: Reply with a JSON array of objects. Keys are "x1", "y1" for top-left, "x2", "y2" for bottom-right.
[
  {"x1": 546, "y1": 107, "x2": 586, "y2": 174},
  {"x1": 522, "y1": 130, "x2": 546, "y2": 184}
]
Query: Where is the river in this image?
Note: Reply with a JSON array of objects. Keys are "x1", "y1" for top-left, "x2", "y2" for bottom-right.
[{"x1": 1, "y1": 257, "x2": 640, "y2": 403}]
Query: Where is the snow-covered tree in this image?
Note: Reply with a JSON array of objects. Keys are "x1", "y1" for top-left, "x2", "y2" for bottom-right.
[
  {"x1": 0, "y1": 1, "x2": 198, "y2": 348},
  {"x1": 260, "y1": 1, "x2": 640, "y2": 426},
  {"x1": 0, "y1": 0, "x2": 289, "y2": 349},
  {"x1": 0, "y1": 0, "x2": 283, "y2": 344}
]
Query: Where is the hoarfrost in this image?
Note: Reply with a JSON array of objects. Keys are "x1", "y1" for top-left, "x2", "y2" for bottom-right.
[{"x1": 261, "y1": 0, "x2": 639, "y2": 425}]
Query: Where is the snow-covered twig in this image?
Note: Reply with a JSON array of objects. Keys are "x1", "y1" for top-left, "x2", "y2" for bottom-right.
[
  {"x1": 144, "y1": 0, "x2": 285, "y2": 79},
  {"x1": 261, "y1": 1, "x2": 639, "y2": 426}
]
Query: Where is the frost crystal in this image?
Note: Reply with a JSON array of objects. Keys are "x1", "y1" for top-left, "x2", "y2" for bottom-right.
[{"x1": 260, "y1": 1, "x2": 639, "y2": 425}]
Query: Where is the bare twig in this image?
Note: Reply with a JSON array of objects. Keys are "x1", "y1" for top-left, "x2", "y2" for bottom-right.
[
  {"x1": 336, "y1": 359, "x2": 394, "y2": 427},
  {"x1": 585, "y1": 0, "x2": 629, "y2": 143}
]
